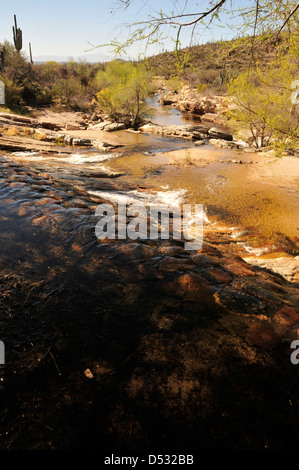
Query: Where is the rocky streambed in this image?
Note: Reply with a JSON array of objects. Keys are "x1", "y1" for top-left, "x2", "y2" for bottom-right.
[
  {"x1": 0, "y1": 97, "x2": 299, "y2": 450},
  {"x1": 0, "y1": 152, "x2": 299, "y2": 450}
]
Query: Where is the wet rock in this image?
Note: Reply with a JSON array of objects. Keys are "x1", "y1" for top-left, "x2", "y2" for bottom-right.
[
  {"x1": 72, "y1": 138, "x2": 92, "y2": 147},
  {"x1": 31, "y1": 184, "x2": 47, "y2": 192},
  {"x1": 84, "y1": 368, "x2": 94, "y2": 379},
  {"x1": 1, "y1": 155, "x2": 299, "y2": 452},
  {"x1": 202, "y1": 267, "x2": 233, "y2": 284},
  {"x1": 93, "y1": 141, "x2": 121, "y2": 151},
  {"x1": 159, "y1": 246, "x2": 191, "y2": 258},
  {"x1": 36, "y1": 197, "x2": 61, "y2": 206},
  {"x1": 232, "y1": 278, "x2": 282, "y2": 312},
  {"x1": 64, "y1": 135, "x2": 73, "y2": 145},
  {"x1": 72, "y1": 243, "x2": 84, "y2": 253},
  {"x1": 222, "y1": 259, "x2": 256, "y2": 277},
  {"x1": 192, "y1": 253, "x2": 221, "y2": 268},
  {"x1": 176, "y1": 272, "x2": 214, "y2": 302},
  {"x1": 272, "y1": 306, "x2": 299, "y2": 327},
  {"x1": 65, "y1": 199, "x2": 89, "y2": 209},
  {"x1": 32, "y1": 215, "x2": 51, "y2": 226},
  {"x1": 247, "y1": 323, "x2": 281, "y2": 350},
  {"x1": 214, "y1": 288, "x2": 266, "y2": 314},
  {"x1": 158, "y1": 256, "x2": 195, "y2": 271},
  {"x1": 18, "y1": 204, "x2": 40, "y2": 217},
  {"x1": 117, "y1": 243, "x2": 159, "y2": 260},
  {"x1": 9, "y1": 182, "x2": 27, "y2": 188},
  {"x1": 157, "y1": 272, "x2": 211, "y2": 302}
]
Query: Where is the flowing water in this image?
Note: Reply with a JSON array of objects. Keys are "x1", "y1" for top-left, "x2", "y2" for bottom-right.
[{"x1": 7, "y1": 95, "x2": 299, "y2": 257}]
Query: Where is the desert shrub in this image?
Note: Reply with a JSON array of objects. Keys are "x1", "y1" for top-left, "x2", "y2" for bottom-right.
[
  {"x1": 0, "y1": 74, "x2": 23, "y2": 108},
  {"x1": 38, "y1": 60, "x2": 99, "y2": 111},
  {"x1": 165, "y1": 76, "x2": 183, "y2": 93},
  {"x1": 0, "y1": 41, "x2": 54, "y2": 109},
  {"x1": 97, "y1": 61, "x2": 155, "y2": 128},
  {"x1": 196, "y1": 83, "x2": 208, "y2": 93},
  {"x1": 0, "y1": 42, "x2": 101, "y2": 112},
  {"x1": 227, "y1": 45, "x2": 299, "y2": 150}
]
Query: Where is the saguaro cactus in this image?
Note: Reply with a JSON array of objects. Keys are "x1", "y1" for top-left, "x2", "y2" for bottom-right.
[
  {"x1": 29, "y1": 42, "x2": 33, "y2": 64},
  {"x1": 220, "y1": 63, "x2": 227, "y2": 86},
  {"x1": 13, "y1": 15, "x2": 23, "y2": 52},
  {"x1": 0, "y1": 46, "x2": 5, "y2": 70}
]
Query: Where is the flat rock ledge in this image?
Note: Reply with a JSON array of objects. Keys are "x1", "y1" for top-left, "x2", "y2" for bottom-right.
[{"x1": 139, "y1": 123, "x2": 233, "y2": 142}]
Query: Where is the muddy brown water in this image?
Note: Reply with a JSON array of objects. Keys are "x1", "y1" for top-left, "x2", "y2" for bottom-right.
[{"x1": 6, "y1": 96, "x2": 299, "y2": 256}]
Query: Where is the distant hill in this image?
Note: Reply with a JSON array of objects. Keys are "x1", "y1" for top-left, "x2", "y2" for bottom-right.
[
  {"x1": 146, "y1": 35, "x2": 280, "y2": 84},
  {"x1": 33, "y1": 51, "x2": 116, "y2": 64}
]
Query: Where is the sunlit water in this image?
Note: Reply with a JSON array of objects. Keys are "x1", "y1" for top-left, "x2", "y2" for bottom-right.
[{"x1": 7, "y1": 95, "x2": 299, "y2": 256}]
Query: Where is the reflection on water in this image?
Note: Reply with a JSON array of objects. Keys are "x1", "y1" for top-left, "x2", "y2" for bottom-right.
[{"x1": 146, "y1": 94, "x2": 202, "y2": 127}]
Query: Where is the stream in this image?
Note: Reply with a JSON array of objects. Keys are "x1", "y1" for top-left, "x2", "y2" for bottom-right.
[{"x1": 6, "y1": 95, "x2": 299, "y2": 258}]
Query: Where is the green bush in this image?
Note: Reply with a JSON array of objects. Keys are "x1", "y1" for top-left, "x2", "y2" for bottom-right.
[
  {"x1": 0, "y1": 74, "x2": 23, "y2": 108},
  {"x1": 97, "y1": 61, "x2": 155, "y2": 129},
  {"x1": 0, "y1": 42, "x2": 102, "y2": 112},
  {"x1": 227, "y1": 44, "x2": 299, "y2": 150}
]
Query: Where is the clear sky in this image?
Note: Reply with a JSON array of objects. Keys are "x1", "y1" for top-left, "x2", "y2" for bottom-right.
[{"x1": 0, "y1": 0, "x2": 249, "y2": 61}]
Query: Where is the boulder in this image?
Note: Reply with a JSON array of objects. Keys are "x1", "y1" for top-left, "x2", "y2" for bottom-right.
[
  {"x1": 72, "y1": 138, "x2": 92, "y2": 147},
  {"x1": 65, "y1": 124, "x2": 83, "y2": 131},
  {"x1": 89, "y1": 121, "x2": 112, "y2": 130},
  {"x1": 105, "y1": 122, "x2": 126, "y2": 132},
  {"x1": 209, "y1": 138, "x2": 239, "y2": 149},
  {"x1": 208, "y1": 127, "x2": 233, "y2": 141},
  {"x1": 202, "y1": 113, "x2": 223, "y2": 124}
]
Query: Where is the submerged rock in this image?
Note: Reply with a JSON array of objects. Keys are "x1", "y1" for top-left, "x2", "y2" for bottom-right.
[{"x1": 0, "y1": 154, "x2": 298, "y2": 451}]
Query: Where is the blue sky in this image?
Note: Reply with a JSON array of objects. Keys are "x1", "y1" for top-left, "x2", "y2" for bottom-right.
[{"x1": 0, "y1": 0, "x2": 250, "y2": 60}]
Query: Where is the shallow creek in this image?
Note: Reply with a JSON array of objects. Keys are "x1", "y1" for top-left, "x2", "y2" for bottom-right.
[{"x1": 6, "y1": 96, "x2": 299, "y2": 257}]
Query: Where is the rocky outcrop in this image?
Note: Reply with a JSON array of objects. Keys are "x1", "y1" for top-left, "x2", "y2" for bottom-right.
[
  {"x1": 158, "y1": 85, "x2": 228, "y2": 123},
  {"x1": 0, "y1": 112, "x2": 62, "y2": 130},
  {"x1": 0, "y1": 135, "x2": 73, "y2": 153},
  {"x1": 139, "y1": 122, "x2": 233, "y2": 142}
]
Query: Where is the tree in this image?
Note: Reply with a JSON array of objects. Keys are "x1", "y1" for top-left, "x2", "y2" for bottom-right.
[
  {"x1": 105, "y1": 0, "x2": 299, "y2": 57},
  {"x1": 227, "y1": 44, "x2": 299, "y2": 150},
  {"x1": 96, "y1": 60, "x2": 154, "y2": 128}
]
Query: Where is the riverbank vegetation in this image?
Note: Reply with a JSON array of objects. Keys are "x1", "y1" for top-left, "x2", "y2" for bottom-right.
[
  {"x1": 226, "y1": 33, "x2": 299, "y2": 151},
  {"x1": 96, "y1": 60, "x2": 155, "y2": 128},
  {"x1": 0, "y1": 43, "x2": 155, "y2": 127},
  {"x1": 1, "y1": 1, "x2": 299, "y2": 151},
  {"x1": 0, "y1": 41, "x2": 103, "y2": 112}
]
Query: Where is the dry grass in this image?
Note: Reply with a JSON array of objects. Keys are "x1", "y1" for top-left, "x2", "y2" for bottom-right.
[{"x1": 5, "y1": 126, "x2": 21, "y2": 136}]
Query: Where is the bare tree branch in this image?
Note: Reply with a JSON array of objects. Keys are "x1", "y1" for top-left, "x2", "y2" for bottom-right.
[{"x1": 276, "y1": 2, "x2": 299, "y2": 35}]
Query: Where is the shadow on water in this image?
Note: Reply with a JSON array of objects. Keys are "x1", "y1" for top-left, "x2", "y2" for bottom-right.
[{"x1": 0, "y1": 188, "x2": 299, "y2": 451}]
